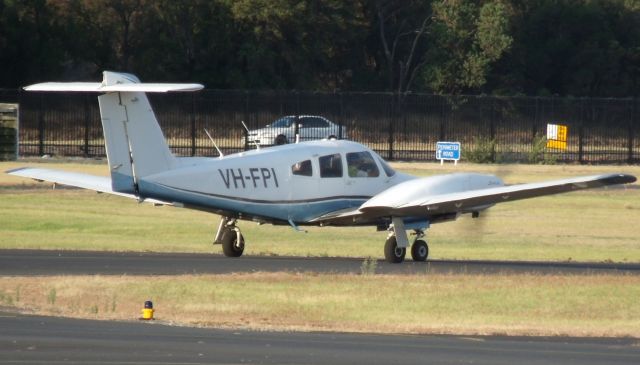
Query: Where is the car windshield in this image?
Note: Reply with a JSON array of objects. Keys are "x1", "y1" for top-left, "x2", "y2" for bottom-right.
[{"x1": 270, "y1": 117, "x2": 293, "y2": 128}]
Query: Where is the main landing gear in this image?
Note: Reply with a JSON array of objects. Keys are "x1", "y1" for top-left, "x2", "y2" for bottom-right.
[
  {"x1": 384, "y1": 218, "x2": 430, "y2": 263},
  {"x1": 213, "y1": 217, "x2": 245, "y2": 257},
  {"x1": 384, "y1": 231, "x2": 429, "y2": 263}
]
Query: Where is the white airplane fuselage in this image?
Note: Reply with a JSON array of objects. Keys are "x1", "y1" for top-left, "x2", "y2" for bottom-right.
[
  {"x1": 140, "y1": 140, "x2": 410, "y2": 224},
  {"x1": 138, "y1": 139, "x2": 503, "y2": 226}
]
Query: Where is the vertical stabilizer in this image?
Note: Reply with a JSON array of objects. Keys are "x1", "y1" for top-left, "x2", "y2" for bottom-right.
[
  {"x1": 23, "y1": 71, "x2": 203, "y2": 195},
  {"x1": 97, "y1": 72, "x2": 177, "y2": 193}
]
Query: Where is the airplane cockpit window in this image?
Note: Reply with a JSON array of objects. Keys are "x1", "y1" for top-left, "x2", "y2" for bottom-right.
[
  {"x1": 291, "y1": 160, "x2": 312, "y2": 176},
  {"x1": 346, "y1": 151, "x2": 380, "y2": 178},
  {"x1": 374, "y1": 153, "x2": 396, "y2": 177},
  {"x1": 319, "y1": 153, "x2": 343, "y2": 178}
]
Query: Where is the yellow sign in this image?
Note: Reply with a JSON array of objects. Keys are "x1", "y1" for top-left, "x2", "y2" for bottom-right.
[{"x1": 546, "y1": 124, "x2": 568, "y2": 150}]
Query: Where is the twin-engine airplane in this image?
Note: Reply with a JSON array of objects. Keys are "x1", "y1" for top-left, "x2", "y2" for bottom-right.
[{"x1": 7, "y1": 72, "x2": 637, "y2": 263}]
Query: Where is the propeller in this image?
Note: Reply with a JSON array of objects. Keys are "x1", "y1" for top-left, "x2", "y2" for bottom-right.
[{"x1": 457, "y1": 163, "x2": 514, "y2": 244}]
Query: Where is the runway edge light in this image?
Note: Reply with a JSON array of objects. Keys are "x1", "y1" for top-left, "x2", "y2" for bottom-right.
[{"x1": 140, "y1": 300, "x2": 154, "y2": 320}]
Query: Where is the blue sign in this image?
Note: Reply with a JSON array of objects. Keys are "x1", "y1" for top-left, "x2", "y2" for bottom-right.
[{"x1": 436, "y1": 142, "x2": 461, "y2": 161}]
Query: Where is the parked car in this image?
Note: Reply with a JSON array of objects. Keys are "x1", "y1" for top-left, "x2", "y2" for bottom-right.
[{"x1": 246, "y1": 115, "x2": 347, "y2": 146}]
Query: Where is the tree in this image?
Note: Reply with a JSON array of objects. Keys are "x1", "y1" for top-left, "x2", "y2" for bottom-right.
[
  {"x1": 373, "y1": 0, "x2": 434, "y2": 94},
  {"x1": 421, "y1": 0, "x2": 513, "y2": 94},
  {"x1": 0, "y1": 0, "x2": 68, "y2": 86},
  {"x1": 499, "y1": 0, "x2": 640, "y2": 97}
]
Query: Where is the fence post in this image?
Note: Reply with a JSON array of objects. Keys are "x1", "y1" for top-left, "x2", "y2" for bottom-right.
[
  {"x1": 190, "y1": 93, "x2": 196, "y2": 157},
  {"x1": 338, "y1": 92, "x2": 344, "y2": 139},
  {"x1": 388, "y1": 94, "x2": 396, "y2": 160},
  {"x1": 83, "y1": 94, "x2": 90, "y2": 157},
  {"x1": 294, "y1": 92, "x2": 300, "y2": 139},
  {"x1": 531, "y1": 97, "x2": 538, "y2": 142},
  {"x1": 439, "y1": 96, "x2": 446, "y2": 141},
  {"x1": 244, "y1": 91, "x2": 250, "y2": 151},
  {"x1": 38, "y1": 94, "x2": 44, "y2": 156},
  {"x1": 630, "y1": 99, "x2": 636, "y2": 164},
  {"x1": 578, "y1": 99, "x2": 584, "y2": 164},
  {"x1": 490, "y1": 97, "x2": 497, "y2": 163}
]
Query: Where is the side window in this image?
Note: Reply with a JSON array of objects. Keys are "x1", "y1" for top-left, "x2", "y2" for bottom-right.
[
  {"x1": 299, "y1": 117, "x2": 311, "y2": 128},
  {"x1": 291, "y1": 160, "x2": 312, "y2": 176},
  {"x1": 301, "y1": 117, "x2": 328, "y2": 128},
  {"x1": 319, "y1": 153, "x2": 343, "y2": 178},
  {"x1": 347, "y1": 151, "x2": 380, "y2": 178},
  {"x1": 312, "y1": 117, "x2": 328, "y2": 128}
]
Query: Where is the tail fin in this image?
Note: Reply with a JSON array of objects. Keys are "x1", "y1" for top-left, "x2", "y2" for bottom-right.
[{"x1": 24, "y1": 71, "x2": 203, "y2": 194}]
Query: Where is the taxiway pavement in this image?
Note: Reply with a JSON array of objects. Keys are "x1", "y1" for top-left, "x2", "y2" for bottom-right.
[
  {"x1": 1, "y1": 310, "x2": 638, "y2": 365},
  {"x1": 1, "y1": 249, "x2": 638, "y2": 276}
]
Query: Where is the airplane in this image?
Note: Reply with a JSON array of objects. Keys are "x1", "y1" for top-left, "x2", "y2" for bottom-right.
[{"x1": 6, "y1": 71, "x2": 637, "y2": 263}]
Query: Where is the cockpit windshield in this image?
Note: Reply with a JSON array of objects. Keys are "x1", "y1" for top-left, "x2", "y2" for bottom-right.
[{"x1": 372, "y1": 151, "x2": 396, "y2": 177}]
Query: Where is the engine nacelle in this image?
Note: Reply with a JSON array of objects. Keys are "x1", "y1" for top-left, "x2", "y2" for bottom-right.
[{"x1": 361, "y1": 173, "x2": 504, "y2": 213}]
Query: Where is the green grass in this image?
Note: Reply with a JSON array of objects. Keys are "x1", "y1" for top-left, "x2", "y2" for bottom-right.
[
  {"x1": 1, "y1": 160, "x2": 639, "y2": 262},
  {"x1": 1, "y1": 273, "x2": 639, "y2": 337}
]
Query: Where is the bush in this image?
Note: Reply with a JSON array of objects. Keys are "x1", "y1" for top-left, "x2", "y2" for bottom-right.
[
  {"x1": 466, "y1": 137, "x2": 496, "y2": 163},
  {"x1": 528, "y1": 135, "x2": 557, "y2": 164}
]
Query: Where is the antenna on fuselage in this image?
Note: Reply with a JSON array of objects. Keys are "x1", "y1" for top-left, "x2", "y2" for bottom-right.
[
  {"x1": 204, "y1": 129, "x2": 224, "y2": 158},
  {"x1": 241, "y1": 120, "x2": 259, "y2": 150}
]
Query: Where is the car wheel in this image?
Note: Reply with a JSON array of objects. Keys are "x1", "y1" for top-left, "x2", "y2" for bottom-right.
[{"x1": 275, "y1": 135, "x2": 288, "y2": 145}]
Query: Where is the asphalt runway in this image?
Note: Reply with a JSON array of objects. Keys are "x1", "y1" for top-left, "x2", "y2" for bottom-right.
[
  {"x1": 1, "y1": 310, "x2": 638, "y2": 365},
  {"x1": 1, "y1": 249, "x2": 638, "y2": 276}
]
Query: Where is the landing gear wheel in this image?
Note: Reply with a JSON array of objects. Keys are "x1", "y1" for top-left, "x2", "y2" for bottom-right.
[
  {"x1": 275, "y1": 135, "x2": 288, "y2": 145},
  {"x1": 221, "y1": 228, "x2": 244, "y2": 257},
  {"x1": 384, "y1": 236, "x2": 406, "y2": 263},
  {"x1": 411, "y1": 240, "x2": 429, "y2": 262}
]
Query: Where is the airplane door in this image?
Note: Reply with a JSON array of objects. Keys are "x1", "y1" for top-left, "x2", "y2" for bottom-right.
[
  {"x1": 288, "y1": 158, "x2": 319, "y2": 220},
  {"x1": 315, "y1": 152, "x2": 352, "y2": 210}
]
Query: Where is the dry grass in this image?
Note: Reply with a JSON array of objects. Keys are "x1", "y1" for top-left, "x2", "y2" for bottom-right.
[{"x1": 1, "y1": 273, "x2": 638, "y2": 337}]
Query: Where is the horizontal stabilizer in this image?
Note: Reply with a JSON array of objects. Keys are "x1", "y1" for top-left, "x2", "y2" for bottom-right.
[
  {"x1": 6, "y1": 167, "x2": 171, "y2": 205},
  {"x1": 24, "y1": 82, "x2": 203, "y2": 93}
]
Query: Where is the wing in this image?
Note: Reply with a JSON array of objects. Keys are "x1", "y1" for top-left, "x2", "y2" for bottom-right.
[
  {"x1": 312, "y1": 173, "x2": 636, "y2": 225},
  {"x1": 6, "y1": 167, "x2": 171, "y2": 205}
]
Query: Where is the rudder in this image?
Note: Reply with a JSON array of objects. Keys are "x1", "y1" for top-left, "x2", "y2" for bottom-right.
[{"x1": 23, "y1": 71, "x2": 203, "y2": 195}]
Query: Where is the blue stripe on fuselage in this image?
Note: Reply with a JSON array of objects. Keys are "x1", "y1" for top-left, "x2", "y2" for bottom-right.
[{"x1": 138, "y1": 180, "x2": 367, "y2": 222}]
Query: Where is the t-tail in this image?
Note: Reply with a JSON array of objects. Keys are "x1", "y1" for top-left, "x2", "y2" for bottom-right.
[{"x1": 24, "y1": 71, "x2": 203, "y2": 194}]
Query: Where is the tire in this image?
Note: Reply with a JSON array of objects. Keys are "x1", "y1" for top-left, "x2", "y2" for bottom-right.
[
  {"x1": 384, "y1": 236, "x2": 405, "y2": 263},
  {"x1": 411, "y1": 240, "x2": 429, "y2": 262},
  {"x1": 328, "y1": 135, "x2": 337, "y2": 140},
  {"x1": 275, "y1": 135, "x2": 288, "y2": 145},
  {"x1": 221, "y1": 228, "x2": 244, "y2": 257}
]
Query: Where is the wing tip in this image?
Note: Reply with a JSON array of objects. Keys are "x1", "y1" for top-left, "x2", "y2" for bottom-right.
[{"x1": 603, "y1": 174, "x2": 636, "y2": 185}]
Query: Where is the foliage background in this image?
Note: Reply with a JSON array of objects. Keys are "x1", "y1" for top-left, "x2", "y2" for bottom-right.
[{"x1": 1, "y1": 0, "x2": 639, "y2": 97}]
